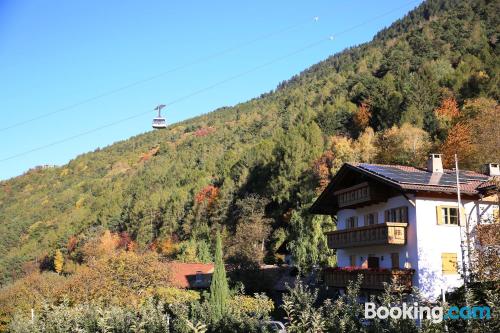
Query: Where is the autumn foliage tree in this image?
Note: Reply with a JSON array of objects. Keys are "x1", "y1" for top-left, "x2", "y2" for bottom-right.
[
  {"x1": 434, "y1": 97, "x2": 460, "y2": 140},
  {"x1": 462, "y1": 98, "x2": 500, "y2": 167},
  {"x1": 156, "y1": 236, "x2": 177, "y2": 256},
  {"x1": 440, "y1": 122, "x2": 476, "y2": 168},
  {"x1": 66, "y1": 236, "x2": 78, "y2": 253},
  {"x1": 329, "y1": 136, "x2": 356, "y2": 171},
  {"x1": 53, "y1": 250, "x2": 64, "y2": 275},
  {"x1": 353, "y1": 127, "x2": 377, "y2": 163},
  {"x1": 375, "y1": 123, "x2": 431, "y2": 166},
  {"x1": 312, "y1": 151, "x2": 335, "y2": 193},
  {"x1": 227, "y1": 194, "x2": 271, "y2": 268},
  {"x1": 195, "y1": 185, "x2": 219, "y2": 208},
  {"x1": 435, "y1": 97, "x2": 459, "y2": 118},
  {"x1": 353, "y1": 102, "x2": 371, "y2": 133}
]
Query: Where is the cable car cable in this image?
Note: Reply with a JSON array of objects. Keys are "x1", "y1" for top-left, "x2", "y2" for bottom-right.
[
  {"x1": 0, "y1": 18, "x2": 316, "y2": 133},
  {"x1": 0, "y1": 0, "x2": 420, "y2": 163},
  {"x1": 0, "y1": 38, "x2": 328, "y2": 162}
]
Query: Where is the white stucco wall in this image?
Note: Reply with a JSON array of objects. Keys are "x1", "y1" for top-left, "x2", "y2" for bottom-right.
[
  {"x1": 336, "y1": 195, "x2": 419, "y2": 285},
  {"x1": 335, "y1": 193, "x2": 498, "y2": 300},
  {"x1": 414, "y1": 197, "x2": 463, "y2": 300},
  {"x1": 414, "y1": 196, "x2": 498, "y2": 299}
]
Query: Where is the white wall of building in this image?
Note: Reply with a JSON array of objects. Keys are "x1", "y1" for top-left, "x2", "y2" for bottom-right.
[
  {"x1": 336, "y1": 195, "x2": 420, "y2": 287},
  {"x1": 414, "y1": 197, "x2": 463, "y2": 299},
  {"x1": 335, "y1": 193, "x2": 498, "y2": 300},
  {"x1": 414, "y1": 196, "x2": 498, "y2": 299}
]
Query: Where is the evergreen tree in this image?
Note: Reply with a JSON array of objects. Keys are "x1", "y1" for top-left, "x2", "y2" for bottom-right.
[{"x1": 209, "y1": 231, "x2": 229, "y2": 322}]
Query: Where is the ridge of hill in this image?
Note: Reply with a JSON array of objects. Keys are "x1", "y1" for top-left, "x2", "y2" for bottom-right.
[{"x1": 0, "y1": 0, "x2": 498, "y2": 285}]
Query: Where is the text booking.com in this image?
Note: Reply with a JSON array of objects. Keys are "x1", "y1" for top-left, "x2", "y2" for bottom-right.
[{"x1": 365, "y1": 302, "x2": 491, "y2": 323}]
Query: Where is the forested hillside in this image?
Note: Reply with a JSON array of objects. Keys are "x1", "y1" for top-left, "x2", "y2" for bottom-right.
[{"x1": 0, "y1": 0, "x2": 499, "y2": 288}]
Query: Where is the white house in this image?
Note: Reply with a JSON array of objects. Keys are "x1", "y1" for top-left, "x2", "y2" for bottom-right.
[{"x1": 310, "y1": 154, "x2": 499, "y2": 300}]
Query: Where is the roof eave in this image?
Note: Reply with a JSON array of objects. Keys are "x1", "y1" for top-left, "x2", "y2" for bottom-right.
[{"x1": 309, "y1": 163, "x2": 405, "y2": 215}]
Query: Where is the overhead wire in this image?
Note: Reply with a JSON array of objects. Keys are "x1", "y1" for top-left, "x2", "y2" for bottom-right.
[
  {"x1": 0, "y1": 0, "x2": 420, "y2": 163},
  {"x1": 0, "y1": 18, "x2": 315, "y2": 132}
]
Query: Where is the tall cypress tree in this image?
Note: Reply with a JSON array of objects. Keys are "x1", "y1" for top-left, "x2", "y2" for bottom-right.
[{"x1": 209, "y1": 231, "x2": 229, "y2": 321}]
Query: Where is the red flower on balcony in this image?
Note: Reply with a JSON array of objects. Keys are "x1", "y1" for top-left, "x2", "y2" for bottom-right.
[{"x1": 325, "y1": 266, "x2": 414, "y2": 274}]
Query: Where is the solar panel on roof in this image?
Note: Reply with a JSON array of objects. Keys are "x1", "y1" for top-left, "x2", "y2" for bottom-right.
[{"x1": 358, "y1": 164, "x2": 488, "y2": 187}]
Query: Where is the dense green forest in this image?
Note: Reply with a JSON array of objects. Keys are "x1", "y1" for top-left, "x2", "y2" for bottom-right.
[{"x1": 0, "y1": 0, "x2": 498, "y2": 291}]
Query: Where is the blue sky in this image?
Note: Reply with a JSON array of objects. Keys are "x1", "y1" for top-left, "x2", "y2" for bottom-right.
[{"x1": 0, "y1": 0, "x2": 423, "y2": 180}]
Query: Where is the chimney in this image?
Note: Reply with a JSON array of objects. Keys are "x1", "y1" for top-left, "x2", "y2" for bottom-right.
[
  {"x1": 427, "y1": 154, "x2": 443, "y2": 173},
  {"x1": 482, "y1": 163, "x2": 500, "y2": 176}
]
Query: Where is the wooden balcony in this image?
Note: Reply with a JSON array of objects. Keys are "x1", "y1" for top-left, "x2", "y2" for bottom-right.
[
  {"x1": 326, "y1": 222, "x2": 407, "y2": 249},
  {"x1": 324, "y1": 268, "x2": 414, "y2": 290},
  {"x1": 335, "y1": 182, "x2": 371, "y2": 208}
]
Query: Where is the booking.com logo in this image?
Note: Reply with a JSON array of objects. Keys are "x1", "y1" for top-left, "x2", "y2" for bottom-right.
[{"x1": 365, "y1": 302, "x2": 491, "y2": 323}]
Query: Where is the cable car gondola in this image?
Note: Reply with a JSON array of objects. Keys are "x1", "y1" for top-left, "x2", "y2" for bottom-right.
[{"x1": 152, "y1": 104, "x2": 167, "y2": 129}]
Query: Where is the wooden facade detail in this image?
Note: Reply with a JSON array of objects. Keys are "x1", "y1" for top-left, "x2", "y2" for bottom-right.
[
  {"x1": 326, "y1": 222, "x2": 408, "y2": 249},
  {"x1": 334, "y1": 182, "x2": 371, "y2": 208},
  {"x1": 324, "y1": 268, "x2": 414, "y2": 290}
]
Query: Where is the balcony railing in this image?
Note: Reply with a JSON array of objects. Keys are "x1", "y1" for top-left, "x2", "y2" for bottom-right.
[
  {"x1": 335, "y1": 182, "x2": 371, "y2": 208},
  {"x1": 324, "y1": 268, "x2": 414, "y2": 290},
  {"x1": 326, "y1": 222, "x2": 408, "y2": 249}
]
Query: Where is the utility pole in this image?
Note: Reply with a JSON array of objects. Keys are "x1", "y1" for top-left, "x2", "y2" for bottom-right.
[
  {"x1": 455, "y1": 154, "x2": 471, "y2": 333},
  {"x1": 455, "y1": 155, "x2": 472, "y2": 283},
  {"x1": 455, "y1": 154, "x2": 467, "y2": 287}
]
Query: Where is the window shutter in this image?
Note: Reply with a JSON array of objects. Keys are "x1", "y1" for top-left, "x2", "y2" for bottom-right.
[
  {"x1": 354, "y1": 216, "x2": 359, "y2": 228},
  {"x1": 442, "y1": 253, "x2": 458, "y2": 274},
  {"x1": 364, "y1": 214, "x2": 369, "y2": 226},
  {"x1": 391, "y1": 253, "x2": 399, "y2": 269},
  {"x1": 436, "y1": 206, "x2": 444, "y2": 225},
  {"x1": 401, "y1": 206, "x2": 408, "y2": 223},
  {"x1": 385, "y1": 210, "x2": 390, "y2": 222},
  {"x1": 493, "y1": 208, "x2": 499, "y2": 223},
  {"x1": 459, "y1": 207, "x2": 466, "y2": 226},
  {"x1": 374, "y1": 213, "x2": 379, "y2": 224}
]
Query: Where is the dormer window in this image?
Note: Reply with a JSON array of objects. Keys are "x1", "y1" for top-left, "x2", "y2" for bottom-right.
[{"x1": 195, "y1": 271, "x2": 203, "y2": 283}]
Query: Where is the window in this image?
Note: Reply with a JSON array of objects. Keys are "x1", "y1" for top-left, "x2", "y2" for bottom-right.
[
  {"x1": 346, "y1": 216, "x2": 358, "y2": 229},
  {"x1": 364, "y1": 213, "x2": 378, "y2": 226},
  {"x1": 195, "y1": 271, "x2": 203, "y2": 283},
  {"x1": 394, "y1": 228, "x2": 403, "y2": 239},
  {"x1": 391, "y1": 253, "x2": 399, "y2": 269},
  {"x1": 436, "y1": 206, "x2": 459, "y2": 225},
  {"x1": 367, "y1": 256, "x2": 379, "y2": 269},
  {"x1": 349, "y1": 255, "x2": 356, "y2": 267},
  {"x1": 384, "y1": 206, "x2": 408, "y2": 223},
  {"x1": 493, "y1": 208, "x2": 499, "y2": 223},
  {"x1": 441, "y1": 253, "x2": 458, "y2": 274}
]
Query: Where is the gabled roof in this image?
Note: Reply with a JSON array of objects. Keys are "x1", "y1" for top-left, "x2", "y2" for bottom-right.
[
  {"x1": 168, "y1": 262, "x2": 214, "y2": 289},
  {"x1": 351, "y1": 163, "x2": 490, "y2": 195},
  {"x1": 310, "y1": 162, "x2": 495, "y2": 215}
]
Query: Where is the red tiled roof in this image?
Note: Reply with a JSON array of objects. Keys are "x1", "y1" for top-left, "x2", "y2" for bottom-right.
[
  {"x1": 477, "y1": 179, "x2": 499, "y2": 190},
  {"x1": 168, "y1": 262, "x2": 214, "y2": 289}
]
